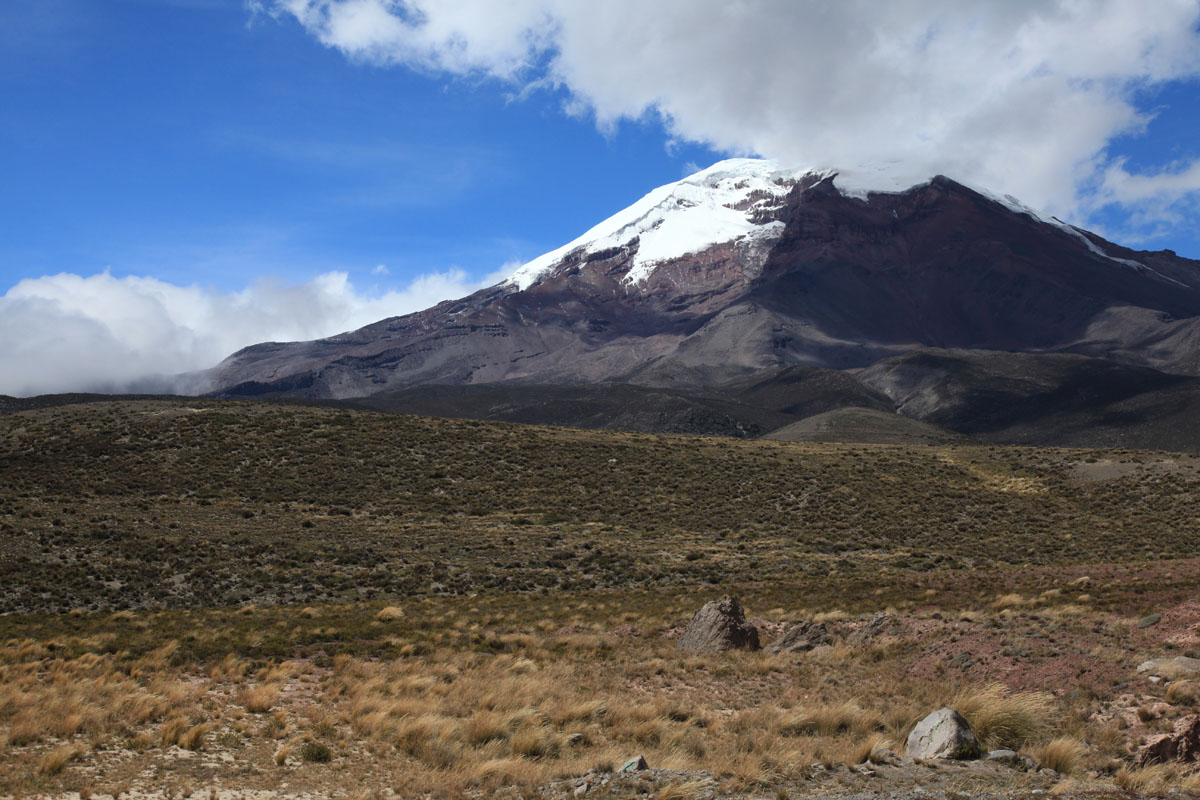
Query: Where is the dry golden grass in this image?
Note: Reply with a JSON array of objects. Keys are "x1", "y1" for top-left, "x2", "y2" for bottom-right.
[
  {"x1": 36, "y1": 745, "x2": 81, "y2": 776},
  {"x1": 4, "y1": 573, "x2": 1200, "y2": 797},
  {"x1": 656, "y1": 779, "x2": 713, "y2": 800},
  {"x1": 178, "y1": 722, "x2": 215, "y2": 751},
  {"x1": 990, "y1": 593, "x2": 1027, "y2": 611},
  {"x1": 1116, "y1": 764, "x2": 1200, "y2": 794},
  {"x1": 238, "y1": 685, "x2": 280, "y2": 713},
  {"x1": 0, "y1": 647, "x2": 196, "y2": 751},
  {"x1": 375, "y1": 606, "x2": 406, "y2": 621},
  {"x1": 160, "y1": 715, "x2": 188, "y2": 747},
  {"x1": 207, "y1": 653, "x2": 248, "y2": 681},
  {"x1": 950, "y1": 683, "x2": 1054, "y2": 750},
  {"x1": 1166, "y1": 681, "x2": 1199, "y2": 706},
  {"x1": 1030, "y1": 737, "x2": 1087, "y2": 775}
]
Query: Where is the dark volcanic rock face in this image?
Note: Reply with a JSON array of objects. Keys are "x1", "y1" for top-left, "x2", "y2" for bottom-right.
[{"x1": 203, "y1": 160, "x2": 1200, "y2": 401}]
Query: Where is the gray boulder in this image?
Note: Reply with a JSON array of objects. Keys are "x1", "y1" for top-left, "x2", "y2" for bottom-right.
[
  {"x1": 765, "y1": 620, "x2": 832, "y2": 654},
  {"x1": 849, "y1": 612, "x2": 899, "y2": 645},
  {"x1": 1138, "y1": 656, "x2": 1200, "y2": 678},
  {"x1": 905, "y1": 708, "x2": 982, "y2": 760},
  {"x1": 677, "y1": 596, "x2": 760, "y2": 654}
]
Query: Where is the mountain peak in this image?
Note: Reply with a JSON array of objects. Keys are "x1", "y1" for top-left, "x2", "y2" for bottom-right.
[
  {"x1": 205, "y1": 160, "x2": 1200, "y2": 400},
  {"x1": 502, "y1": 158, "x2": 968, "y2": 291},
  {"x1": 505, "y1": 158, "x2": 813, "y2": 291}
]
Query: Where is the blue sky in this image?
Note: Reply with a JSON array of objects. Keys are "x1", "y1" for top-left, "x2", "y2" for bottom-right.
[
  {"x1": 1, "y1": 0, "x2": 1199, "y2": 396},
  {"x1": 0, "y1": 0, "x2": 723, "y2": 291}
]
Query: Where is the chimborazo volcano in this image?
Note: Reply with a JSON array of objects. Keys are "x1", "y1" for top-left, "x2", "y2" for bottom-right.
[{"x1": 200, "y1": 159, "x2": 1200, "y2": 448}]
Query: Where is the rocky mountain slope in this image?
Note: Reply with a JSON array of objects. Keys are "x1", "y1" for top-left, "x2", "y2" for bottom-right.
[
  {"x1": 204, "y1": 159, "x2": 1200, "y2": 398},
  {"x1": 193, "y1": 159, "x2": 1200, "y2": 448}
]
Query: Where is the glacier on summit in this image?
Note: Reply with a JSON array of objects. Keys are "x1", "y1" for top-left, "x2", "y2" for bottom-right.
[
  {"x1": 504, "y1": 157, "x2": 1155, "y2": 292},
  {"x1": 504, "y1": 159, "x2": 806, "y2": 291}
]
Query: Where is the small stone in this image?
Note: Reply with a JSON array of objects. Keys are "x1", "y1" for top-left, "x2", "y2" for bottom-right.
[
  {"x1": 620, "y1": 755, "x2": 648, "y2": 772},
  {"x1": 565, "y1": 733, "x2": 586, "y2": 747},
  {"x1": 905, "y1": 708, "x2": 982, "y2": 760},
  {"x1": 1040, "y1": 768, "x2": 1059, "y2": 778},
  {"x1": 574, "y1": 784, "x2": 589, "y2": 797},
  {"x1": 986, "y1": 749, "x2": 1020, "y2": 763},
  {"x1": 1137, "y1": 613, "x2": 1163, "y2": 628}
]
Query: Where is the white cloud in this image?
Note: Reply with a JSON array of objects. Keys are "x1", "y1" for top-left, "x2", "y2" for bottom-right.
[
  {"x1": 371, "y1": 263, "x2": 390, "y2": 275},
  {"x1": 268, "y1": 0, "x2": 1200, "y2": 228},
  {"x1": 0, "y1": 268, "x2": 492, "y2": 397}
]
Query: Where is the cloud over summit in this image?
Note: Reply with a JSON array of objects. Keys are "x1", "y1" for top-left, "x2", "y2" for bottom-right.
[{"x1": 271, "y1": 0, "x2": 1200, "y2": 226}]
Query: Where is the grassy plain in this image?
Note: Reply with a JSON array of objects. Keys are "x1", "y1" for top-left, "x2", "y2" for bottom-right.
[{"x1": 2, "y1": 399, "x2": 1200, "y2": 798}]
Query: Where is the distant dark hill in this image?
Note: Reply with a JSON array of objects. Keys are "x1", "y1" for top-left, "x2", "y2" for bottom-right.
[
  {"x1": 334, "y1": 365, "x2": 905, "y2": 438},
  {"x1": 340, "y1": 383, "x2": 794, "y2": 438},
  {"x1": 0, "y1": 393, "x2": 181, "y2": 415},
  {"x1": 765, "y1": 407, "x2": 971, "y2": 446},
  {"x1": 858, "y1": 349, "x2": 1200, "y2": 450},
  {"x1": 721, "y1": 365, "x2": 893, "y2": 416}
]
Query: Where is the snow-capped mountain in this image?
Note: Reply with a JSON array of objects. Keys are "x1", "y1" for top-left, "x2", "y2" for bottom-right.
[
  {"x1": 204, "y1": 159, "x2": 1200, "y2": 401},
  {"x1": 506, "y1": 159, "x2": 803, "y2": 290}
]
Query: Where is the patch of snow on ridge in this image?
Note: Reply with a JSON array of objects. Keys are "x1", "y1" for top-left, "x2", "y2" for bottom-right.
[
  {"x1": 504, "y1": 158, "x2": 809, "y2": 290},
  {"x1": 970, "y1": 186, "x2": 1186, "y2": 287}
]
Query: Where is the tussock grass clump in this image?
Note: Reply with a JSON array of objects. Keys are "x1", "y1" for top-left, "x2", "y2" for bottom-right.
[
  {"x1": 1030, "y1": 737, "x2": 1087, "y2": 775},
  {"x1": 991, "y1": 593, "x2": 1027, "y2": 611},
  {"x1": 656, "y1": 780, "x2": 713, "y2": 800},
  {"x1": 463, "y1": 711, "x2": 511, "y2": 746},
  {"x1": 36, "y1": 745, "x2": 81, "y2": 776},
  {"x1": 1166, "y1": 681, "x2": 1199, "y2": 706},
  {"x1": 376, "y1": 606, "x2": 406, "y2": 622},
  {"x1": 950, "y1": 683, "x2": 1054, "y2": 750},
  {"x1": 238, "y1": 685, "x2": 280, "y2": 713},
  {"x1": 178, "y1": 722, "x2": 214, "y2": 751},
  {"x1": 469, "y1": 757, "x2": 542, "y2": 790},
  {"x1": 509, "y1": 726, "x2": 561, "y2": 760},
  {"x1": 1116, "y1": 764, "x2": 1200, "y2": 795},
  {"x1": 160, "y1": 714, "x2": 190, "y2": 747},
  {"x1": 208, "y1": 653, "x2": 249, "y2": 682},
  {"x1": 776, "y1": 702, "x2": 883, "y2": 738}
]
